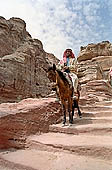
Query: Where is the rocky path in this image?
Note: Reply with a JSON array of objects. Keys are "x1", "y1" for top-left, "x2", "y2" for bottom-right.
[{"x1": 0, "y1": 100, "x2": 112, "y2": 170}]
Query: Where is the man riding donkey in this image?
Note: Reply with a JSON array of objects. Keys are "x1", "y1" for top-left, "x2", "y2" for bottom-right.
[
  {"x1": 48, "y1": 48, "x2": 82, "y2": 125},
  {"x1": 57, "y1": 48, "x2": 82, "y2": 118},
  {"x1": 59, "y1": 49, "x2": 81, "y2": 100}
]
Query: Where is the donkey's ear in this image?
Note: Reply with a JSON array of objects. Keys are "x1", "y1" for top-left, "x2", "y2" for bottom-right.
[{"x1": 53, "y1": 64, "x2": 56, "y2": 71}]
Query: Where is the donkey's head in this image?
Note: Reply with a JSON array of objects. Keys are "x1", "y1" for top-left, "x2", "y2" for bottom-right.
[{"x1": 47, "y1": 64, "x2": 56, "y2": 82}]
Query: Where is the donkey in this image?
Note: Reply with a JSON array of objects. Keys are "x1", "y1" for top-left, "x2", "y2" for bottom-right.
[{"x1": 48, "y1": 64, "x2": 82, "y2": 125}]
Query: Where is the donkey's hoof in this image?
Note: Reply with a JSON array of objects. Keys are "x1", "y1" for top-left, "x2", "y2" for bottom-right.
[
  {"x1": 69, "y1": 123, "x2": 72, "y2": 127},
  {"x1": 62, "y1": 122, "x2": 67, "y2": 127},
  {"x1": 62, "y1": 124, "x2": 65, "y2": 127}
]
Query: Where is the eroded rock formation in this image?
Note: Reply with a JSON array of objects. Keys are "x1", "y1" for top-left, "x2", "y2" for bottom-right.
[
  {"x1": 78, "y1": 41, "x2": 112, "y2": 104},
  {"x1": 78, "y1": 41, "x2": 112, "y2": 62},
  {"x1": 0, "y1": 16, "x2": 59, "y2": 103}
]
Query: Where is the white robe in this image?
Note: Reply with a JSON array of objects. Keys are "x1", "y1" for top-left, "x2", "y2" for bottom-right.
[{"x1": 69, "y1": 73, "x2": 78, "y2": 92}]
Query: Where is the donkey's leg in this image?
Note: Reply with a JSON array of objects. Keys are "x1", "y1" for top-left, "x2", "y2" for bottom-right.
[
  {"x1": 62, "y1": 103, "x2": 66, "y2": 125},
  {"x1": 68, "y1": 98, "x2": 73, "y2": 124},
  {"x1": 73, "y1": 99, "x2": 82, "y2": 118},
  {"x1": 77, "y1": 105, "x2": 82, "y2": 118},
  {"x1": 72, "y1": 98, "x2": 77, "y2": 117},
  {"x1": 72, "y1": 101, "x2": 74, "y2": 117}
]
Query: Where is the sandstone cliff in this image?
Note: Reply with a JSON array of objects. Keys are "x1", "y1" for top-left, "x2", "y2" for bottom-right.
[
  {"x1": 78, "y1": 41, "x2": 112, "y2": 104},
  {"x1": 0, "y1": 16, "x2": 59, "y2": 103}
]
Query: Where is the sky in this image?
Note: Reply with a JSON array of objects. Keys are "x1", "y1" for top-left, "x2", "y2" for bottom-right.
[{"x1": 0, "y1": 0, "x2": 112, "y2": 59}]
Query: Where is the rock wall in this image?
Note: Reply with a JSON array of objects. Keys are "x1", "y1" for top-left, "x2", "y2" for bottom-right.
[
  {"x1": 0, "y1": 98, "x2": 62, "y2": 149},
  {"x1": 0, "y1": 17, "x2": 59, "y2": 103},
  {"x1": 78, "y1": 41, "x2": 112, "y2": 104}
]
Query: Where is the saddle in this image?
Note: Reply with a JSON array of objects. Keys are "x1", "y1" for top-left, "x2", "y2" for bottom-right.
[{"x1": 63, "y1": 72, "x2": 73, "y2": 88}]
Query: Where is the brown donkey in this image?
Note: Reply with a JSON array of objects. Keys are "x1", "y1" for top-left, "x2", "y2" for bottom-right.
[{"x1": 48, "y1": 64, "x2": 74, "y2": 125}]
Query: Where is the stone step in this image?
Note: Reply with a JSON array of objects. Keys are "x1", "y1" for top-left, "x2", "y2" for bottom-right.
[
  {"x1": 95, "y1": 101, "x2": 112, "y2": 106},
  {"x1": 73, "y1": 116, "x2": 112, "y2": 124},
  {"x1": 80, "y1": 105, "x2": 112, "y2": 112},
  {"x1": 82, "y1": 111, "x2": 112, "y2": 117},
  {"x1": 60, "y1": 116, "x2": 112, "y2": 124},
  {"x1": 0, "y1": 156, "x2": 35, "y2": 170},
  {"x1": 1, "y1": 148, "x2": 112, "y2": 170},
  {"x1": 49, "y1": 123, "x2": 112, "y2": 136},
  {"x1": 26, "y1": 133, "x2": 112, "y2": 161}
]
